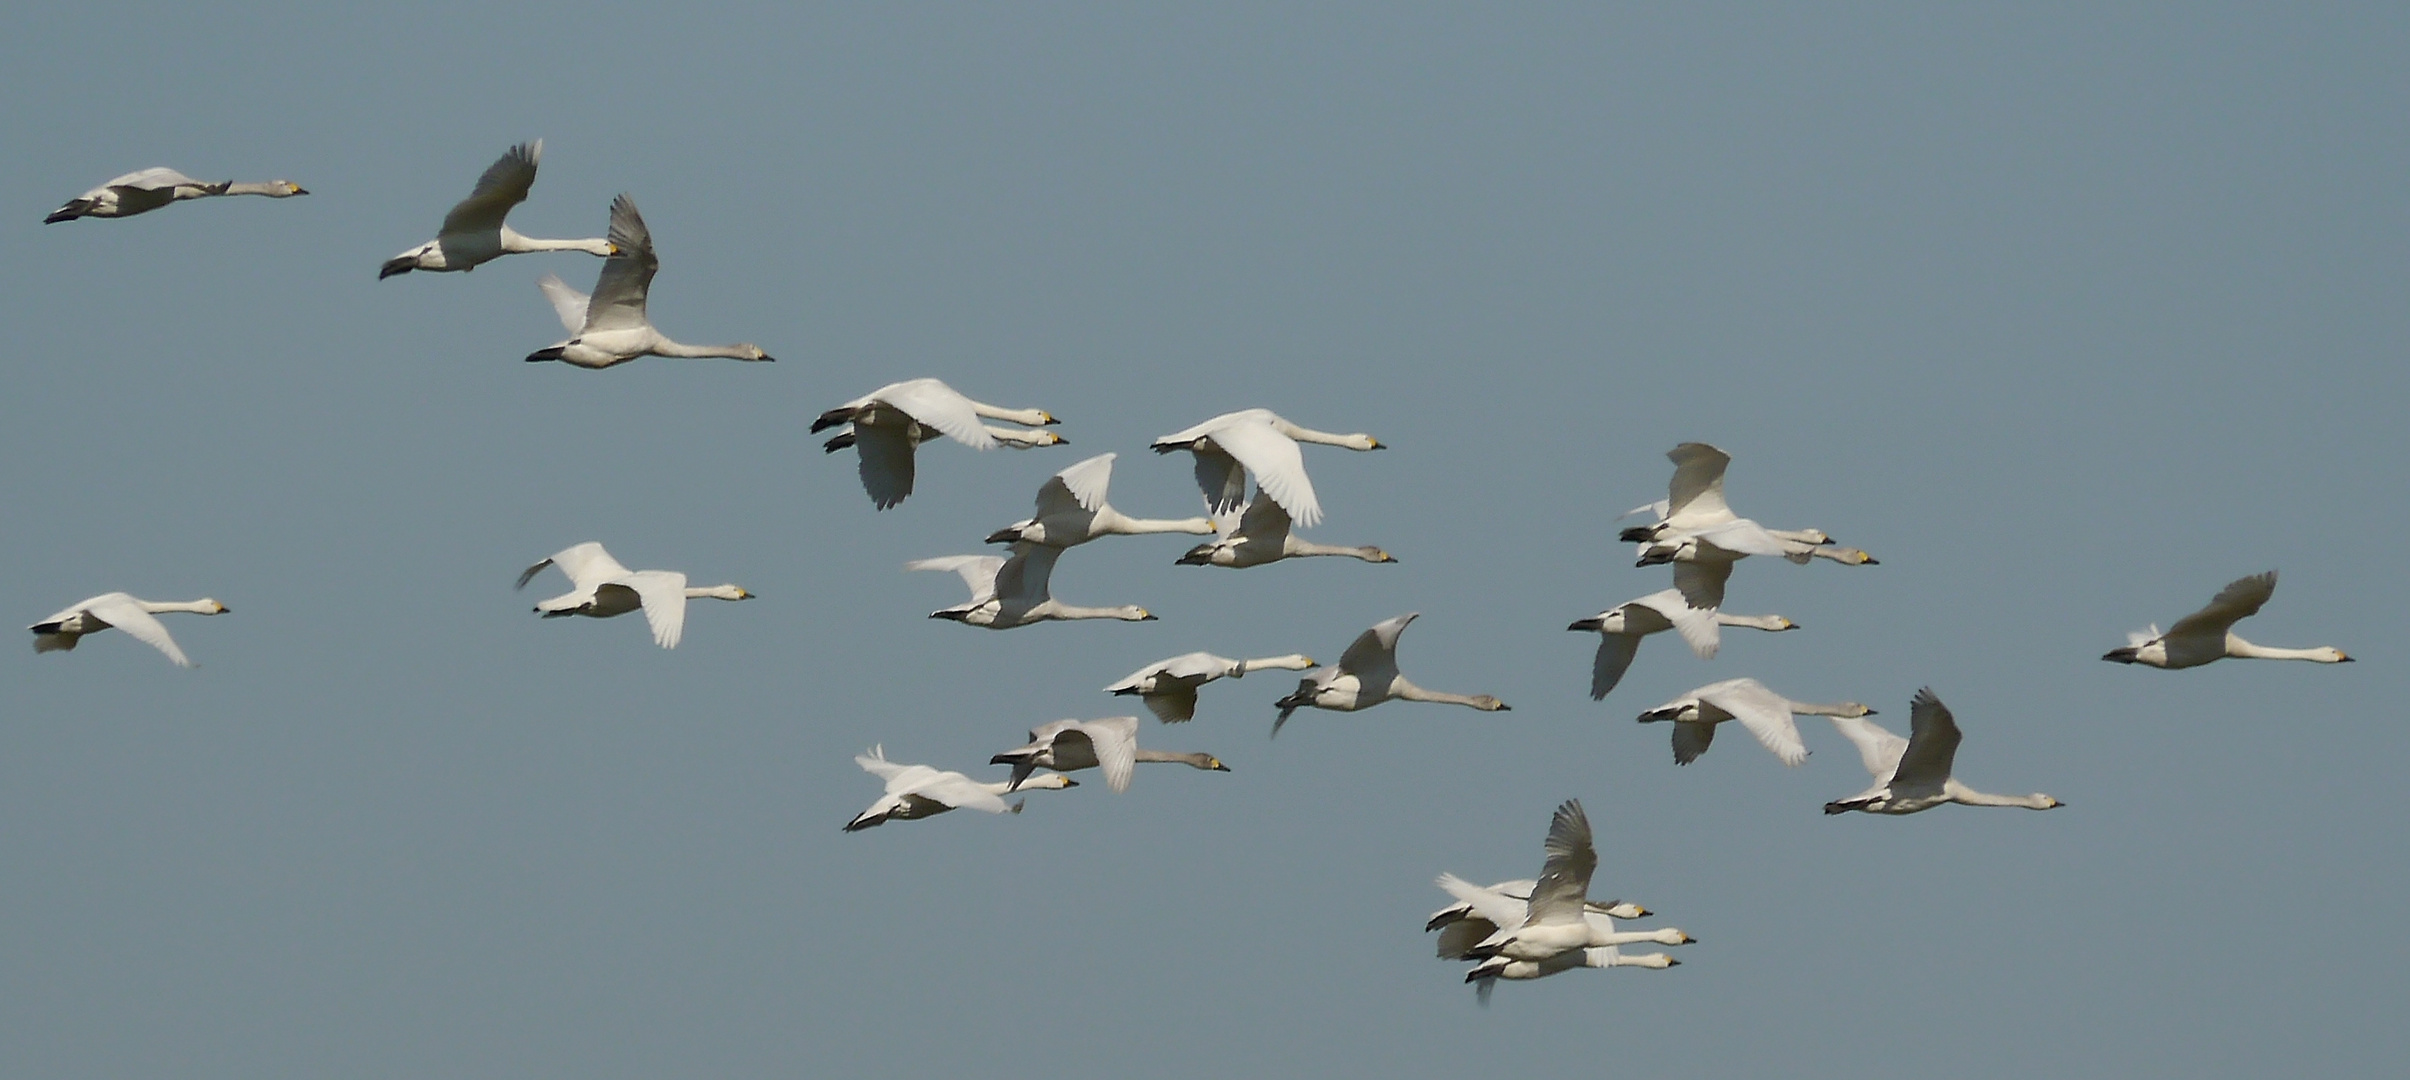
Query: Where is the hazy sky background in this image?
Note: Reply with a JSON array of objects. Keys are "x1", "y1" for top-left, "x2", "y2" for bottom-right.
[{"x1": 5, "y1": 4, "x2": 2405, "y2": 1077}]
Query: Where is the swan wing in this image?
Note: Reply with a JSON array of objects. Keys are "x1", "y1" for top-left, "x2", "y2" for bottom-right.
[
  {"x1": 579, "y1": 194, "x2": 656, "y2": 333},
  {"x1": 903, "y1": 770, "x2": 1014, "y2": 814},
  {"x1": 1670, "y1": 559, "x2": 1732, "y2": 610},
  {"x1": 876, "y1": 379, "x2": 995, "y2": 450},
  {"x1": 441, "y1": 140, "x2": 540, "y2": 235},
  {"x1": 1038, "y1": 453, "x2": 1115, "y2": 515},
  {"x1": 1141, "y1": 686, "x2": 1200, "y2": 724},
  {"x1": 1588, "y1": 632, "x2": 1641, "y2": 701},
  {"x1": 1670, "y1": 721, "x2": 1716, "y2": 765},
  {"x1": 83, "y1": 595, "x2": 191, "y2": 667},
  {"x1": 535, "y1": 274, "x2": 590, "y2": 335},
  {"x1": 622, "y1": 570, "x2": 689, "y2": 649},
  {"x1": 1695, "y1": 680, "x2": 1808, "y2": 766},
  {"x1": 111, "y1": 168, "x2": 212, "y2": 192},
  {"x1": 1232, "y1": 492, "x2": 1292, "y2": 540},
  {"x1": 851, "y1": 423, "x2": 918, "y2": 509},
  {"x1": 1663, "y1": 442, "x2": 1733, "y2": 522},
  {"x1": 1631, "y1": 590, "x2": 1720, "y2": 659},
  {"x1": 545, "y1": 542, "x2": 635, "y2": 591},
  {"x1": 1828, "y1": 715, "x2": 1908, "y2": 782},
  {"x1": 2165, "y1": 571, "x2": 2277, "y2": 644},
  {"x1": 907, "y1": 555, "x2": 1006, "y2": 603},
  {"x1": 1339, "y1": 613, "x2": 1416, "y2": 677},
  {"x1": 1892, "y1": 687, "x2": 1964, "y2": 788},
  {"x1": 1620, "y1": 499, "x2": 1671, "y2": 521},
  {"x1": 1081, "y1": 716, "x2": 1141, "y2": 793},
  {"x1": 1437, "y1": 873, "x2": 1529, "y2": 929},
  {"x1": 1685, "y1": 519, "x2": 1798, "y2": 559},
  {"x1": 993, "y1": 543, "x2": 1060, "y2": 604},
  {"x1": 1187, "y1": 448, "x2": 1250, "y2": 516},
  {"x1": 1206, "y1": 418, "x2": 1322, "y2": 528},
  {"x1": 1148, "y1": 652, "x2": 1232, "y2": 682},
  {"x1": 855, "y1": 746, "x2": 914, "y2": 784},
  {"x1": 1523, "y1": 800, "x2": 1597, "y2": 927}
]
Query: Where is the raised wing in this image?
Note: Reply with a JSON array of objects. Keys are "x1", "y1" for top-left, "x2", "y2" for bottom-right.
[
  {"x1": 2166, "y1": 571, "x2": 2278, "y2": 643},
  {"x1": 621, "y1": 570, "x2": 690, "y2": 649},
  {"x1": 1437, "y1": 872, "x2": 1529, "y2": 930},
  {"x1": 441, "y1": 140, "x2": 540, "y2": 236},
  {"x1": 906, "y1": 555, "x2": 1006, "y2": 603},
  {"x1": 1082, "y1": 716, "x2": 1141, "y2": 793},
  {"x1": 878, "y1": 379, "x2": 996, "y2": 450},
  {"x1": 1339, "y1": 613, "x2": 1416, "y2": 677},
  {"x1": 1828, "y1": 715, "x2": 1909, "y2": 782},
  {"x1": 82, "y1": 595, "x2": 192, "y2": 667},
  {"x1": 1522, "y1": 800, "x2": 1597, "y2": 927},
  {"x1": 1038, "y1": 453, "x2": 1115, "y2": 516},
  {"x1": 1696, "y1": 679, "x2": 1809, "y2": 766},
  {"x1": 1631, "y1": 590, "x2": 1721, "y2": 659},
  {"x1": 535, "y1": 274, "x2": 590, "y2": 335},
  {"x1": 1207, "y1": 418, "x2": 1322, "y2": 528},
  {"x1": 544, "y1": 542, "x2": 635, "y2": 592},
  {"x1": 855, "y1": 745, "x2": 913, "y2": 783},
  {"x1": 1663, "y1": 443, "x2": 1733, "y2": 522},
  {"x1": 579, "y1": 194, "x2": 656, "y2": 333},
  {"x1": 1670, "y1": 559, "x2": 1732, "y2": 610},
  {"x1": 1588, "y1": 632, "x2": 1642, "y2": 701},
  {"x1": 1892, "y1": 686, "x2": 1964, "y2": 788}
]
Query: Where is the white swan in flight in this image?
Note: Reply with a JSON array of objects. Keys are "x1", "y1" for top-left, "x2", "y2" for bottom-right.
[
  {"x1": 844, "y1": 745, "x2": 1076, "y2": 831},
  {"x1": 1621, "y1": 442, "x2": 1875, "y2": 565},
  {"x1": 1634, "y1": 520, "x2": 1878, "y2": 568},
  {"x1": 1274, "y1": 613, "x2": 1508, "y2": 735},
  {"x1": 1175, "y1": 493, "x2": 1396, "y2": 568},
  {"x1": 1105, "y1": 651, "x2": 1319, "y2": 723},
  {"x1": 1428, "y1": 874, "x2": 1680, "y2": 962},
  {"x1": 1825, "y1": 688, "x2": 2064, "y2": 815},
  {"x1": 515, "y1": 541, "x2": 752, "y2": 649},
  {"x1": 984, "y1": 453, "x2": 1214, "y2": 547},
  {"x1": 2102, "y1": 571, "x2": 2351, "y2": 669},
  {"x1": 380, "y1": 140, "x2": 614, "y2": 278},
  {"x1": 1465, "y1": 945, "x2": 1681, "y2": 1003},
  {"x1": 988, "y1": 716, "x2": 1230, "y2": 793},
  {"x1": 908, "y1": 543, "x2": 1153, "y2": 628},
  {"x1": 815, "y1": 378, "x2": 1062, "y2": 509},
  {"x1": 1151, "y1": 409, "x2": 1382, "y2": 529},
  {"x1": 1456, "y1": 801, "x2": 1694, "y2": 966},
  {"x1": 525, "y1": 195, "x2": 773, "y2": 369},
  {"x1": 1569, "y1": 588, "x2": 1796, "y2": 700},
  {"x1": 29, "y1": 593, "x2": 228, "y2": 667},
  {"x1": 1637, "y1": 677, "x2": 1874, "y2": 767},
  {"x1": 45, "y1": 168, "x2": 305, "y2": 222}
]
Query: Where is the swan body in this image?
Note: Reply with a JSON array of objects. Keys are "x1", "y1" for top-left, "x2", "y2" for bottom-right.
[
  {"x1": 908, "y1": 543, "x2": 1153, "y2": 628},
  {"x1": 1272, "y1": 613, "x2": 1509, "y2": 735},
  {"x1": 1106, "y1": 651, "x2": 1319, "y2": 723},
  {"x1": 524, "y1": 195, "x2": 773, "y2": 369},
  {"x1": 815, "y1": 378, "x2": 1061, "y2": 509},
  {"x1": 844, "y1": 745, "x2": 1077, "y2": 831},
  {"x1": 1176, "y1": 493, "x2": 1395, "y2": 568},
  {"x1": 1825, "y1": 688, "x2": 2064, "y2": 815},
  {"x1": 1637, "y1": 677, "x2": 1874, "y2": 767},
  {"x1": 45, "y1": 168, "x2": 305, "y2": 223},
  {"x1": 381, "y1": 141, "x2": 613, "y2": 277},
  {"x1": 988, "y1": 716, "x2": 1230, "y2": 793},
  {"x1": 29, "y1": 593, "x2": 228, "y2": 667},
  {"x1": 2102, "y1": 571, "x2": 2351, "y2": 669},
  {"x1": 1151, "y1": 408, "x2": 1382, "y2": 529},
  {"x1": 1569, "y1": 588, "x2": 1797, "y2": 699},
  {"x1": 985, "y1": 453, "x2": 1213, "y2": 547},
  {"x1": 515, "y1": 541, "x2": 752, "y2": 649}
]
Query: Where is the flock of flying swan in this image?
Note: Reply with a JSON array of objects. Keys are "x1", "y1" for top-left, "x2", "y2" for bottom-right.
[{"x1": 35, "y1": 142, "x2": 2360, "y2": 1002}]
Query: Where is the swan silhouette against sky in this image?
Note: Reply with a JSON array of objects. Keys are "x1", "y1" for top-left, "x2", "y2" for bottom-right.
[
  {"x1": 526, "y1": 195, "x2": 773, "y2": 369},
  {"x1": 515, "y1": 541, "x2": 752, "y2": 649},
  {"x1": 909, "y1": 543, "x2": 1152, "y2": 628},
  {"x1": 45, "y1": 168, "x2": 305, "y2": 223},
  {"x1": 1273, "y1": 613, "x2": 1509, "y2": 735},
  {"x1": 380, "y1": 140, "x2": 614, "y2": 277},
  {"x1": 2102, "y1": 571, "x2": 2351, "y2": 669},
  {"x1": 1151, "y1": 408, "x2": 1381, "y2": 528},
  {"x1": 1825, "y1": 688, "x2": 2064, "y2": 815},
  {"x1": 1106, "y1": 651, "x2": 1319, "y2": 723},
  {"x1": 816, "y1": 378, "x2": 1061, "y2": 509},
  {"x1": 29, "y1": 593, "x2": 229, "y2": 667},
  {"x1": 984, "y1": 452, "x2": 1213, "y2": 547}
]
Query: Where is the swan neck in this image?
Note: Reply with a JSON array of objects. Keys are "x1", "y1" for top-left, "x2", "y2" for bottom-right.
[
  {"x1": 1952, "y1": 787, "x2": 2056, "y2": 810},
  {"x1": 2226, "y1": 637, "x2": 2338, "y2": 661},
  {"x1": 971, "y1": 403, "x2": 1052, "y2": 426},
  {"x1": 140, "y1": 600, "x2": 217, "y2": 614},
  {"x1": 653, "y1": 339, "x2": 755, "y2": 359},
  {"x1": 220, "y1": 181, "x2": 285, "y2": 196},
  {"x1": 501, "y1": 228, "x2": 614, "y2": 255},
  {"x1": 1132, "y1": 749, "x2": 1215, "y2": 768},
  {"x1": 1392, "y1": 679, "x2": 1482, "y2": 707},
  {"x1": 1715, "y1": 613, "x2": 1791, "y2": 631},
  {"x1": 1240, "y1": 655, "x2": 1315, "y2": 673},
  {"x1": 1109, "y1": 513, "x2": 1216, "y2": 535}
]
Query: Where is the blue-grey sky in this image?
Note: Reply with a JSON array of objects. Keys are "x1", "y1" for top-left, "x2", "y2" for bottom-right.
[{"x1": 6, "y1": 4, "x2": 2405, "y2": 1077}]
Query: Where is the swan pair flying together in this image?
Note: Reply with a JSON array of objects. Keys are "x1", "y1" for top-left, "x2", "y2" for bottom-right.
[{"x1": 1433, "y1": 800, "x2": 1692, "y2": 1000}]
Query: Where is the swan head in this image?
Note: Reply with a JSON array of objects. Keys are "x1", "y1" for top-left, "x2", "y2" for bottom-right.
[
  {"x1": 1365, "y1": 548, "x2": 1398, "y2": 563},
  {"x1": 1469, "y1": 695, "x2": 1510, "y2": 712},
  {"x1": 1120, "y1": 607, "x2": 1157, "y2": 622},
  {"x1": 1204, "y1": 756, "x2": 1230, "y2": 772},
  {"x1": 735, "y1": 345, "x2": 773, "y2": 362},
  {"x1": 700, "y1": 585, "x2": 753, "y2": 601},
  {"x1": 2033, "y1": 795, "x2": 2065, "y2": 809},
  {"x1": 1773, "y1": 617, "x2": 1798, "y2": 630},
  {"x1": 2314, "y1": 647, "x2": 2353, "y2": 663},
  {"x1": 201, "y1": 599, "x2": 230, "y2": 614},
  {"x1": 1017, "y1": 774, "x2": 1078, "y2": 790},
  {"x1": 275, "y1": 181, "x2": 308, "y2": 197},
  {"x1": 1833, "y1": 703, "x2": 1876, "y2": 718}
]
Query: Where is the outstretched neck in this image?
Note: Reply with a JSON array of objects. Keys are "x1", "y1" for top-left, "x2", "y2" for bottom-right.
[
  {"x1": 221, "y1": 181, "x2": 299, "y2": 197},
  {"x1": 499, "y1": 226, "x2": 615, "y2": 255},
  {"x1": 1286, "y1": 537, "x2": 1391, "y2": 562},
  {"x1": 683, "y1": 584, "x2": 751, "y2": 601},
  {"x1": 654, "y1": 339, "x2": 765, "y2": 360},
  {"x1": 1100, "y1": 508, "x2": 1217, "y2": 536},
  {"x1": 971, "y1": 403, "x2": 1055, "y2": 427},
  {"x1": 140, "y1": 599, "x2": 223, "y2": 615},
  {"x1": 1044, "y1": 603, "x2": 1154, "y2": 622},
  {"x1": 1132, "y1": 749, "x2": 1218, "y2": 769},
  {"x1": 2226, "y1": 636, "x2": 2349, "y2": 662},
  {"x1": 1391, "y1": 677, "x2": 1507, "y2": 711},
  {"x1": 1791, "y1": 701, "x2": 1867, "y2": 718},
  {"x1": 1238, "y1": 654, "x2": 1317, "y2": 675},
  {"x1": 1715, "y1": 612, "x2": 1794, "y2": 631},
  {"x1": 1950, "y1": 786, "x2": 2060, "y2": 810}
]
